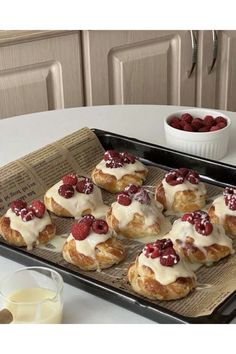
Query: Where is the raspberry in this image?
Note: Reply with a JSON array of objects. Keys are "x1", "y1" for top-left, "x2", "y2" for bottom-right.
[
  {"x1": 186, "y1": 170, "x2": 199, "y2": 184},
  {"x1": 215, "y1": 116, "x2": 227, "y2": 125},
  {"x1": 157, "y1": 238, "x2": 173, "y2": 249},
  {"x1": 195, "y1": 219, "x2": 213, "y2": 236},
  {"x1": 210, "y1": 125, "x2": 221, "y2": 132},
  {"x1": 227, "y1": 196, "x2": 236, "y2": 211},
  {"x1": 165, "y1": 170, "x2": 184, "y2": 186},
  {"x1": 169, "y1": 116, "x2": 180, "y2": 125},
  {"x1": 170, "y1": 122, "x2": 183, "y2": 130},
  {"x1": 183, "y1": 124, "x2": 193, "y2": 132},
  {"x1": 190, "y1": 124, "x2": 198, "y2": 132},
  {"x1": 181, "y1": 113, "x2": 193, "y2": 123},
  {"x1": 203, "y1": 115, "x2": 215, "y2": 127},
  {"x1": 143, "y1": 238, "x2": 175, "y2": 261},
  {"x1": 20, "y1": 208, "x2": 35, "y2": 222},
  {"x1": 133, "y1": 189, "x2": 151, "y2": 205},
  {"x1": 62, "y1": 173, "x2": 78, "y2": 186},
  {"x1": 181, "y1": 212, "x2": 194, "y2": 224},
  {"x1": 182, "y1": 210, "x2": 209, "y2": 224},
  {"x1": 179, "y1": 119, "x2": 187, "y2": 128},
  {"x1": 143, "y1": 243, "x2": 161, "y2": 259},
  {"x1": 58, "y1": 184, "x2": 75, "y2": 198},
  {"x1": 76, "y1": 179, "x2": 94, "y2": 194},
  {"x1": 71, "y1": 222, "x2": 90, "y2": 240},
  {"x1": 80, "y1": 214, "x2": 95, "y2": 226},
  {"x1": 223, "y1": 187, "x2": 236, "y2": 197},
  {"x1": 193, "y1": 210, "x2": 209, "y2": 221},
  {"x1": 225, "y1": 194, "x2": 236, "y2": 211},
  {"x1": 160, "y1": 247, "x2": 180, "y2": 267},
  {"x1": 103, "y1": 150, "x2": 121, "y2": 161},
  {"x1": 121, "y1": 152, "x2": 136, "y2": 164},
  {"x1": 92, "y1": 219, "x2": 109, "y2": 234},
  {"x1": 191, "y1": 118, "x2": 204, "y2": 131},
  {"x1": 31, "y1": 200, "x2": 45, "y2": 218},
  {"x1": 198, "y1": 126, "x2": 210, "y2": 132},
  {"x1": 10, "y1": 199, "x2": 27, "y2": 216},
  {"x1": 217, "y1": 122, "x2": 227, "y2": 129},
  {"x1": 178, "y1": 168, "x2": 189, "y2": 177},
  {"x1": 117, "y1": 192, "x2": 132, "y2": 206},
  {"x1": 105, "y1": 157, "x2": 124, "y2": 168},
  {"x1": 124, "y1": 184, "x2": 140, "y2": 195}
]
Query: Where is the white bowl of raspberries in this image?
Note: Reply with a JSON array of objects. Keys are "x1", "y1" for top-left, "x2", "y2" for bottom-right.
[{"x1": 164, "y1": 108, "x2": 231, "y2": 160}]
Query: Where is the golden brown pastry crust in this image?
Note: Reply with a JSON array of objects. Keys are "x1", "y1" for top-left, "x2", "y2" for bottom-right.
[
  {"x1": 91, "y1": 167, "x2": 148, "y2": 193},
  {"x1": 44, "y1": 195, "x2": 92, "y2": 218},
  {"x1": 0, "y1": 216, "x2": 55, "y2": 248},
  {"x1": 106, "y1": 207, "x2": 161, "y2": 239},
  {"x1": 208, "y1": 205, "x2": 236, "y2": 236},
  {"x1": 128, "y1": 257, "x2": 195, "y2": 300},
  {"x1": 62, "y1": 236, "x2": 125, "y2": 271},
  {"x1": 174, "y1": 236, "x2": 231, "y2": 264},
  {"x1": 155, "y1": 183, "x2": 206, "y2": 213}
]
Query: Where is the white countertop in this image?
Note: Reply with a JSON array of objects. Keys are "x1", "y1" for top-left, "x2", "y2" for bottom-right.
[{"x1": 1, "y1": 104, "x2": 236, "y2": 324}]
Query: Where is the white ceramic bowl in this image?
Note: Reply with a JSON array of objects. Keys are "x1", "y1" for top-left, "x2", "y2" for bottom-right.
[{"x1": 164, "y1": 108, "x2": 231, "y2": 160}]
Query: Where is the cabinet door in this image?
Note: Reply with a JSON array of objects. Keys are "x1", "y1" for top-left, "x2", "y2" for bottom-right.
[
  {"x1": 0, "y1": 31, "x2": 84, "y2": 119},
  {"x1": 197, "y1": 30, "x2": 236, "y2": 111},
  {"x1": 82, "y1": 30, "x2": 196, "y2": 106}
]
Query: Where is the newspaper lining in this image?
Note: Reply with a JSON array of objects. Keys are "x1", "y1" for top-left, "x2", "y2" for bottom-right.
[{"x1": 0, "y1": 127, "x2": 236, "y2": 318}]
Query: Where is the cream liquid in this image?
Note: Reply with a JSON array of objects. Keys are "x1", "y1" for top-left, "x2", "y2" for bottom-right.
[
  {"x1": 39, "y1": 234, "x2": 68, "y2": 253},
  {"x1": 6, "y1": 288, "x2": 62, "y2": 324}
]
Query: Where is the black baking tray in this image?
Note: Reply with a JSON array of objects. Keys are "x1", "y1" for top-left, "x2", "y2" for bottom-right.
[{"x1": 1, "y1": 128, "x2": 236, "y2": 324}]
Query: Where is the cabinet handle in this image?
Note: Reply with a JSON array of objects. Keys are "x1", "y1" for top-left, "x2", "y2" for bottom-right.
[
  {"x1": 208, "y1": 30, "x2": 218, "y2": 74},
  {"x1": 187, "y1": 30, "x2": 197, "y2": 78}
]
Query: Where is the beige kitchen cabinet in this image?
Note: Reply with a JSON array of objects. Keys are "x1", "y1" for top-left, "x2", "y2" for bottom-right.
[
  {"x1": 82, "y1": 30, "x2": 197, "y2": 106},
  {"x1": 0, "y1": 31, "x2": 84, "y2": 119},
  {"x1": 196, "y1": 30, "x2": 236, "y2": 111}
]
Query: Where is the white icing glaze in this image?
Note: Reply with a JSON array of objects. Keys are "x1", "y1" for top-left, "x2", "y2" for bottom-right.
[
  {"x1": 138, "y1": 252, "x2": 195, "y2": 285},
  {"x1": 39, "y1": 234, "x2": 67, "y2": 253},
  {"x1": 95, "y1": 159, "x2": 147, "y2": 180},
  {"x1": 45, "y1": 180, "x2": 105, "y2": 217},
  {"x1": 67, "y1": 231, "x2": 111, "y2": 258},
  {"x1": 167, "y1": 218, "x2": 233, "y2": 252},
  {"x1": 5, "y1": 209, "x2": 52, "y2": 250},
  {"x1": 162, "y1": 179, "x2": 206, "y2": 209},
  {"x1": 110, "y1": 199, "x2": 163, "y2": 229},
  {"x1": 212, "y1": 195, "x2": 236, "y2": 222}
]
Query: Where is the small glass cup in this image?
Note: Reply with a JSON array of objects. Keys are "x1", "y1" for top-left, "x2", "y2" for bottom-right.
[{"x1": 0, "y1": 266, "x2": 63, "y2": 324}]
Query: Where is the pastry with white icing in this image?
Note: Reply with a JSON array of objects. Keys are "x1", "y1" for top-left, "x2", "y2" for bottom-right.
[
  {"x1": 128, "y1": 238, "x2": 196, "y2": 300},
  {"x1": 44, "y1": 173, "x2": 107, "y2": 218},
  {"x1": 0, "y1": 199, "x2": 55, "y2": 250},
  {"x1": 167, "y1": 210, "x2": 234, "y2": 265},
  {"x1": 106, "y1": 185, "x2": 164, "y2": 239},
  {"x1": 155, "y1": 168, "x2": 207, "y2": 214},
  {"x1": 91, "y1": 150, "x2": 148, "y2": 193},
  {"x1": 208, "y1": 187, "x2": 236, "y2": 236},
  {"x1": 62, "y1": 215, "x2": 125, "y2": 271}
]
